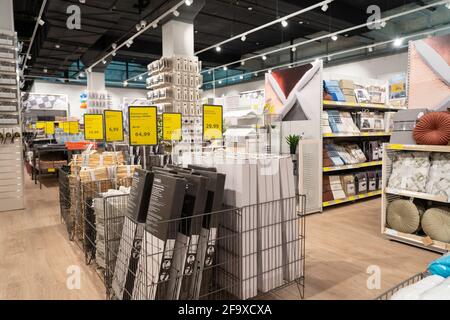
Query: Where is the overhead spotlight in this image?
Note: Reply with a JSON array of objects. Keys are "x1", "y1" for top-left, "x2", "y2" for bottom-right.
[
  {"x1": 207, "y1": 70, "x2": 211, "y2": 74},
  {"x1": 102, "y1": 60, "x2": 107, "y2": 64},
  {"x1": 321, "y1": 4, "x2": 328, "y2": 12},
  {"x1": 38, "y1": 18, "x2": 45, "y2": 26},
  {"x1": 446, "y1": 1, "x2": 450, "y2": 9},
  {"x1": 136, "y1": 24, "x2": 141, "y2": 31},
  {"x1": 112, "y1": 43, "x2": 117, "y2": 49},
  {"x1": 24, "y1": 65, "x2": 28, "y2": 69},
  {"x1": 87, "y1": 67, "x2": 92, "y2": 73},
  {"x1": 241, "y1": 35, "x2": 246, "y2": 41},
  {"x1": 79, "y1": 0, "x2": 85, "y2": 3},
  {"x1": 291, "y1": 46, "x2": 297, "y2": 52},
  {"x1": 152, "y1": 22, "x2": 158, "y2": 29},
  {"x1": 298, "y1": 21, "x2": 304, "y2": 24},
  {"x1": 140, "y1": 20, "x2": 147, "y2": 28},
  {"x1": 288, "y1": 65, "x2": 292, "y2": 68},
  {"x1": 112, "y1": 51, "x2": 116, "y2": 57},
  {"x1": 331, "y1": 35, "x2": 338, "y2": 41},
  {"x1": 55, "y1": 44, "x2": 60, "y2": 49},
  {"x1": 248, "y1": 7, "x2": 253, "y2": 11},
  {"x1": 79, "y1": 72, "x2": 85, "y2": 78},
  {"x1": 262, "y1": 55, "x2": 267, "y2": 61},
  {"x1": 43, "y1": 68, "x2": 47, "y2": 73},
  {"x1": 393, "y1": 38, "x2": 403, "y2": 47},
  {"x1": 126, "y1": 39, "x2": 133, "y2": 48},
  {"x1": 27, "y1": 54, "x2": 31, "y2": 60},
  {"x1": 139, "y1": 75, "x2": 143, "y2": 80},
  {"x1": 254, "y1": 72, "x2": 258, "y2": 76},
  {"x1": 268, "y1": 69, "x2": 272, "y2": 74},
  {"x1": 241, "y1": 61, "x2": 245, "y2": 66},
  {"x1": 327, "y1": 56, "x2": 331, "y2": 62},
  {"x1": 223, "y1": 66, "x2": 227, "y2": 71},
  {"x1": 215, "y1": 46, "x2": 221, "y2": 52},
  {"x1": 239, "y1": 75, "x2": 244, "y2": 80},
  {"x1": 173, "y1": 10, "x2": 180, "y2": 17},
  {"x1": 281, "y1": 20, "x2": 288, "y2": 28},
  {"x1": 218, "y1": 80, "x2": 222, "y2": 84},
  {"x1": 185, "y1": 0, "x2": 193, "y2": 6},
  {"x1": 368, "y1": 46, "x2": 373, "y2": 53},
  {"x1": 123, "y1": 81, "x2": 128, "y2": 87}
]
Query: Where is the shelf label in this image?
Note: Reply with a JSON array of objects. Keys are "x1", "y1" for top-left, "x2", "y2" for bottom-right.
[
  {"x1": 128, "y1": 106, "x2": 157, "y2": 146},
  {"x1": 203, "y1": 104, "x2": 223, "y2": 140},
  {"x1": 48, "y1": 168, "x2": 56, "y2": 173},
  {"x1": 385, "y1": 228, "x2": 398, "y2": 236},
  {"x1": 62, "y1": 122, "x2": 70, "y2": 133},
  {"x1": 388, "y1": 144, "x2": 404, "y2": 150},
  {"x1": 84, "y1": 114, "x2": 104, "y2": 140},
  {"x1": 162, "y1": 113, "x2": 182, "y2": 141},
  {"x1": 36, "y1": 122, "x2": 45, "y2": 129},
  {"x1": 422, "y1": 236, "x2": 434, "y2": 246},
  {"x1": 69, "y1": 121, "x2": 79, "y2": 134},
  {"x1": 104, "y1": 110, "x2": 124, "y2": 142},
  {"x1": 45, "y1": 122, "x2": 55, "y2": 135}
]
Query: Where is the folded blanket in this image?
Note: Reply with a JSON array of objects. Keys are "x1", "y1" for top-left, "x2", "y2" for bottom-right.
[{"x1": 391, "y1": 275, "x2": 445, "y2": 300}]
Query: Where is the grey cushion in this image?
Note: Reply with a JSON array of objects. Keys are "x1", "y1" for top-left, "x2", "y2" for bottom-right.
[
  {"x1": 387, "y1": 200, "x2": 422, "y2": 234},
  {"x1": 422, "y1": 207, "x2": 450, "y2": 243}
]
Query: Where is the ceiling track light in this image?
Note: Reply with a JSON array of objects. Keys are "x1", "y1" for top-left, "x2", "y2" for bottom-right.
[
  {"x1": 123, "y1": 81, "x2": 128, "y2": 87},
  {"x1": 218, "y1": 80, "x2": 222, "y2": 84},
  {"x1": 139, "y1": 75, "x2": 143, "y2": 80},
  {"x1": 321, "y1": 4, "x2": 329, "y2": 12},
  {"x1": 241, "y1": 61, "x2": 245, "y2": 66},
  {"x1": 223, "y1": 66, "x2": 227, "y2": 71},
  {"x1": 43, "y1": 68, "x2": 47, "y2": 73},
  {"x1": 291, "y1": 47, "x2": 297, "y2": 52},
  {"x1": 239, "y1": 75, "x2": 244, "y2": 80},
  {"x1": 262, "y1": 55, "x2": 267, "y2": 61},
  {"x1": 38, "y1": 18, "x2": 45, "y2": 26},
  {"x1": 215, "y1": 46, "x2": 221, "y2": 52},
  {"x1": 126, "y1": 39, "x2": 133, "y2": 48},
  {"x1": 112, "y1": 43, "x2": 117, "y2": 49},
  {"x1": 27, "y1": 54, "x2": 31, "y2": 60},
  {"x1": 79, "y1": 72, "x2": 85, "y2": 78},
  {"x1": 112, "y1": 51, "x2": 116, "y2": 57},
  {"x1": 368, "y1": 46, "x2": 373, "y2": 53},
  {"x1": 102, "y1": 60, "x2": 107, "y2": 64},
  {"x1": 331, "y1": 35, "x2": 338, "y2": 41},
  {"x1": 87, "y1": 67, "x2": 92, "y2": 73},
  {"x1": 281, "y1": 20, "x2": 288, "y2": 28},
  {"x1": 241, "y1": 35, "x2": 246, "y2": 41},
  {"x1": 254, "y1": 72, "x2": 258, "y2": 76},
  {"x1": 152, "y1": 22, "x2": 158, "y2": 29},
  {"x1": 268, "y1": 69, "x2": 272, "y2": 74},
  {"x1": 173, "y1": 10, "x2": 180, "y2": 17},
  {"x1": 55, "y1": 44, "x2": 60, "y2": 49},
  {"x1": 446, "y1": 1, "x2": 450, "y2": 9},
  {"x1": 185, "y1": 0, "x2": 193, "y2": 6},
  {"x1": 393, "y1": 37, "x2": 403, "y2": 47}
]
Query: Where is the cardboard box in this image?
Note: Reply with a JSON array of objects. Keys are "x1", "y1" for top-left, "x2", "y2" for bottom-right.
[{"x1": 339, "y1": 79, "x2": 354, "y2": 89}]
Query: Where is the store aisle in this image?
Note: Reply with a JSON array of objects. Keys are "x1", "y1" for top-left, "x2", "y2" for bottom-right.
[
  {"x1": 0, "y1": 173, "x2": 440, "y2": 300},
  {"x1": 0, "y1": 172, "x2": 104, "y2": 299}
]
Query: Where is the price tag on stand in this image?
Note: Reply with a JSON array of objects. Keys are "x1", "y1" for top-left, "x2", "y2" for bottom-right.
[
  {"x1": 128, "y1": 106, "x2": 158, "y2": 146},
  {"x1": 62, "y1": 122, "x2": 70, "y2": 133},
  {"x1": 162, "y1": 112, "x2": 182, "y2": 141},
  {"x1": 36, "y1": 122, "x2": 45, "y2": 129},
  {"x1": 104, "y1": 110, "x2": 124, "y2": 142},
  {"x1": 69, "y1": 121, "x2": 79, "y2": 134},
  {"x1": 202, "y1": 104, "x2": 223, "y2": 140},
  {"x1": 84, "y1": 114, "x2": 104, "y2": 140},
  {"x1": 45, "y1": 122, "x2": 55, "y2": 135}
]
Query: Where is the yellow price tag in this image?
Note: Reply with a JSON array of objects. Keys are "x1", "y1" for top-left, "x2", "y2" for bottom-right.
[
  {"x1": 36, "y1": 122, "x2": 45, "y2": 129},
  {"x1": 48, "y1": 168, "x2": 56, "y2": 173},
  {"x1": 84, "y1": 114, "x2": 104, "y2": 140},
  {"x1": 62, "y1": 122, "x2": 70, "y2": 133},
  {"x1": 388, "y1": 144, "x2": 404, "y2": 150},
  {"x1": 45, "y1": 122, "x2": 55, "y2": 135},
  {"x1": 104, "y1": 110, "x2": 124, "y2": 142},
  {"x1": 128, "y1": 106, "x2": 158, "y2": 146},
  {"x1": 69, "y1": 121, "x2": 79, "y2": 134},
  {"x1": 162, "y1": 113, "x2": 182, "y2": 141},
  {"x1": 203, "y1": 105, "x2": 223, "y2": 140}
]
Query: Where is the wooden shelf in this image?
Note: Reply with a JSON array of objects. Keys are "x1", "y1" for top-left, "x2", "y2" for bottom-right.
[
  {"x1": 323, "y1": 190, "x2": 382, "y2": 207},
  {"x1": 323, "y1": 132, "x2": 391, "y2": 138},
  {"x1": 323, "y1": 160, "x2": 382, "y2": 172},
  {"x1": 385, "y1": 187, "x2": 449, "y2": 203},
  {"x1": 382, "y1": 228, "x2": 449, "y2": 253},
  {"x1": 323, "y1": 100, "x2": 405, "y2": 111},
  {"x1": 386, "y1": 143, "x2": 450, "y2": 153}
]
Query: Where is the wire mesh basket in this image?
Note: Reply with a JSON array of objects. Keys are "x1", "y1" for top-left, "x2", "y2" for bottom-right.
[
  {"x1": 375, "y1": 272, "x2": 429, "y2": 300},
  {"x1": 106, "y1": 194, "x2": 306, "y2": 300},
  {"x1": 58, "y1": 166, "x2": 79, "y2": 240}
]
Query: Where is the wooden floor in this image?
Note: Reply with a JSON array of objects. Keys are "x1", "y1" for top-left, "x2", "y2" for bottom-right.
[{"x1": 0, "y1": 172, "x2": 439, "y2": 300}]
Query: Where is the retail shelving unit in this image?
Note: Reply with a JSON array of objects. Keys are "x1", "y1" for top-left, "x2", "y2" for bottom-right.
[
  {"x1": 0, "y1": 29, "x2": 24, "y2": 212},
  {"x1": 381, "y1": 143, "x2": 450, "y2": 253},
  {"x1": 322, "y1": 100, "x2": 397, "y2": 209}
]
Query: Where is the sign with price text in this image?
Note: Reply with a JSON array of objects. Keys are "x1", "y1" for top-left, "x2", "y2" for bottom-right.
[
  {"x1": 104, "y1": 110, "x2": 124, "y2": 142},
  {"x1": 203, "y1": 104, "x2": 223, "y2": 140},
  {"x1": 62, "y1": 122, "x2": 70, "y2": 133},
  {"x1": 162, "y1": 112, "x2": 182, "y2": 141},
  {"x1": 69, "y1": 121, "x2": 79, "y2": 134},
  {"x1": 128, "y1": 106, "x2": 158, "y2": 146},
  {"x1": 45, "y1": 122, "x2": 55, "y2": 135},
  {"x1": 84, "y1": 114, "x2": 104, "y2": 140}
]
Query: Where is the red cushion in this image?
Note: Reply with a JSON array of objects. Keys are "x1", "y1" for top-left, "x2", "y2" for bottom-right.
[{"x1": 413, "y1": 112, "x2": 450, "y2": 145}]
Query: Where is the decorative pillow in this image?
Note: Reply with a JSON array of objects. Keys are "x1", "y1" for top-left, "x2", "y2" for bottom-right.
[
  {"x1": 386, "y1": 199, "x2": 423, "y2": 234},
  {"x1": 413, "y1": 112, "x2": 450, "y2": 145},
  {"x1": 421, "y1": 207, "x2": 450, "y2": 243}
]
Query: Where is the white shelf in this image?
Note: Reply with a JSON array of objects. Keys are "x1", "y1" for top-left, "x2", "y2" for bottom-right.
[
  {"x1": 323, "y1": 190, "x2": 382, "y2": 207},
  {"x1": 382, "y1": 228, "x2": 449, "y2": 253},
  {"x1": 323, "y1": 160, "x2": 382, "y2": 172},
  {"x1": 323, "y1": 132, "x2": 391, "y2": 138},
  {"x1": 386, "y1": 143, "x2": 450, "y2": 153},
  {"x1": 385, "y1": 187, "x2": 449, "y2": 203},
  {"x1": 323, "y1": 100, "x2": 404, "y2": 111}
]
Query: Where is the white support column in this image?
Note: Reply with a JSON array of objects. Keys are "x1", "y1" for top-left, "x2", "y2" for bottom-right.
[{"x1": 162, "y1": 20, "x2": 194, "y2": 57}]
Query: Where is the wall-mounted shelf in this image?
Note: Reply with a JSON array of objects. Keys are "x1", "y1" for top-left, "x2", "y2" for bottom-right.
[
  {"x1": 323, "y1": 190, "x2": 382, "y2": 207},
  {"x1": 323, "y1": 160, "x2": 382, "y2": 172}
]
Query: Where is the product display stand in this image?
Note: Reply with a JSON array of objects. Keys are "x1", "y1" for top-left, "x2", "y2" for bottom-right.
[
  {"x1": 0, "y1": 28, "x2": 24, "y2": 211},
  {"x1": 381, "y1": 143, "x2": 450, "y2": 253}
]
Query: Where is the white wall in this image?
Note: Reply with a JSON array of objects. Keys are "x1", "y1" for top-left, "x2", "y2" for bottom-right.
[
  {"x1": 203, "y1": 52, "x2": 408, "y2": 98},
  {"x1": 30, "y1": 81, "x2": 147, "y2": 119}
]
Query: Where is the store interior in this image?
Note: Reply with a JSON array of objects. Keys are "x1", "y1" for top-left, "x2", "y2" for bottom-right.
[{"x1": 1, "y1": 0, "x2": 450, "y2": 300}]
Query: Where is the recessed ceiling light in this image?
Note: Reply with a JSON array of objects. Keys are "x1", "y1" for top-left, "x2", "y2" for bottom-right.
[
  {"x1": 393, "y1": 38, "x2": 403, "y2": 47},
  {"x1": 344, "y1": 34, "x2": 349, "y2": 37},
  {"x1": 327, "y1": 56, "x2": 331, "y2": 61},
  {"x1": 331, "y1": 35, "x2": 338, "y2": 41},
  {"x1": 281, "y1": 20, "x2": 288, "y2": 28},
  {"x1": 195, "y1": 30, "x2": 198, "y2": 34},
  {"x1": 215, "y1": 46, "x2": 221, "y2": 52}
]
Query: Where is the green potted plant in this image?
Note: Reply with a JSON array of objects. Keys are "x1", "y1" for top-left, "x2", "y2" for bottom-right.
[{"x1": 285, "y1": 134, "x2": 301, "y2": 155}]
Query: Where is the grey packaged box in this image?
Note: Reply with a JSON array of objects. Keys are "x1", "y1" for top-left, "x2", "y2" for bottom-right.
[{"x1": 390, "y1": 109, "x2": 429, "y2": 144}]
